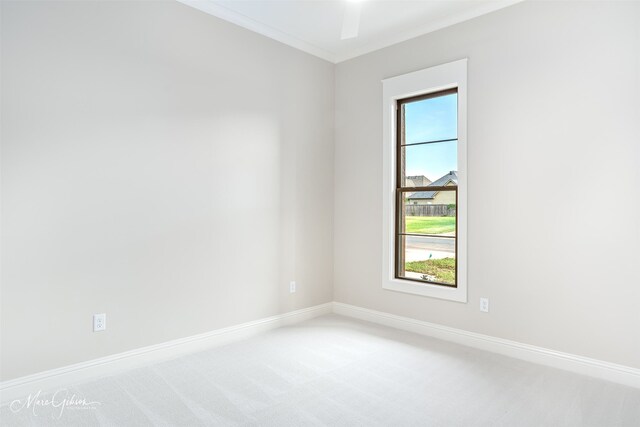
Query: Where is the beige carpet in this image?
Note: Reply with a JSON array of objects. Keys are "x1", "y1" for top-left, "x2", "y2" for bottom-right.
[{"x1": 2, "y1": 314, "x2": 639, "y2": 426}]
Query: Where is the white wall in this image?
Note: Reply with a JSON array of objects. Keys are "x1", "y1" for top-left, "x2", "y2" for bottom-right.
[
  {"x1": 334, "y1": 1, "x2": 640, "y2": 369},
  {"x1": 1, "y1": 0, "x2": 334, "y2": 381},
  {"x1": 3, "y1": 0, "x2": 639, "y2": 383}
]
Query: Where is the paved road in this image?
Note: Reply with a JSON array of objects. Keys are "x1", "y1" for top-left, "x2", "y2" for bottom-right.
[{"x1": 405, "y1": 235, "x2": 454, "y2": 252}]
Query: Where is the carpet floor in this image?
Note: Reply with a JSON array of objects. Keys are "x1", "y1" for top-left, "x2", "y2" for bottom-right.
[{"x1": 2, "y1": 314, "x2": 639, "y2": 426}]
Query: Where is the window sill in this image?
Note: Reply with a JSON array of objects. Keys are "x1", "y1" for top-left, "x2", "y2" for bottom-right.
[{"x1": 383, "y1": 278, "x2": 467, "y2": 303}]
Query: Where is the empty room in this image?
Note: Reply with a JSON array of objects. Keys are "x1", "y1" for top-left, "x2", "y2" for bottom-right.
[{"x1": 1, "y1": 0, "x2": 639, "y2": 425}]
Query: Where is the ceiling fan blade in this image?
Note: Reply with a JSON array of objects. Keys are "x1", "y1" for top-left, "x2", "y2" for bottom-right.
[{"x1": 341, "y1": 2, "x2": 362, "y2": 40}]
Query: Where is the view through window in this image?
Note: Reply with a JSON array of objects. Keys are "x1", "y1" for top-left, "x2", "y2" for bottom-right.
[{"x1": 396, "y1": 88, "x2": 458, "y2": 287}]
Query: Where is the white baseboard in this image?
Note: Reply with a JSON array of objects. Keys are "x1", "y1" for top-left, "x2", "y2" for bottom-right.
[
  {"x1": 3, "y1": 300, "x2": 637, "y2": 406},
  {"x1": 0, "y1": 303, "x2": 333, "y2": 405},
  {"x1": 333, "y1": 302, "x2": 640, "y2": 389}
]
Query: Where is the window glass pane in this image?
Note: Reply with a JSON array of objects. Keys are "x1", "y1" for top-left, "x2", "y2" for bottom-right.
[
  {"x1": 400, "y1": 190, "x2": 456, "y2": 236},
  {"x1": 400, "y1": 141, "x2": 457, "y2": 187},
  {"x1": 396, "y1": 90, "x2": 458, "y2": 289},
  {"x1": 397, "y1": 235, "x2": 456, "y2": 286},
  {"x1": 403, "y1": 93, "x2": 457, "y2": 144}
]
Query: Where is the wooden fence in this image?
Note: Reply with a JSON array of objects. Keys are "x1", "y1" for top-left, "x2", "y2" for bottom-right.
[{"x1": 405, "y1": 204, "x2": 456, "y2": 217}]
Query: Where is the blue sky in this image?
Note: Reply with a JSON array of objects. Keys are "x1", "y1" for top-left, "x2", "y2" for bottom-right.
[{"x1": 404, "y1": 93, "x2": 457, "y2": 181}]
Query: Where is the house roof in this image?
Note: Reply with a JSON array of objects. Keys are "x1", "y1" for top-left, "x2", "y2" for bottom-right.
[
  {"x1": 407, "y1": 171, "x2": 458, "y2": 199},
  {"x1": 405, "y1": 175, "x2": 432, "y2": 187}
]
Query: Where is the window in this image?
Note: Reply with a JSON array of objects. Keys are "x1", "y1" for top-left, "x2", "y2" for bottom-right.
[
  {"x1": 382, "y1": 59, "x2": 467, "y2": 302},
  {"x1": 396, "y1": 89, "x2": 458, "y2": 287}
]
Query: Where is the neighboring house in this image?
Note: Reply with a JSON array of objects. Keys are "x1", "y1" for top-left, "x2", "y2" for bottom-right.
[
  {"x1": 405, "y1": 175, "x2": 432, "y2": 187},
  {"x1": 407, "y1": 171, "x2": 457, "y2": 205}
]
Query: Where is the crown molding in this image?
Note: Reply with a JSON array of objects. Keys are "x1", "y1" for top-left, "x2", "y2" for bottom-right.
[
  {"x1": 176, "y1": 0, "x2": 337, "y2": 63},
  {"x1": 334, "y1": 0, "x2": 524, "y2": 62},
  {"x1": 177, "y1": 0, "x2": 524, "y2": 64}
]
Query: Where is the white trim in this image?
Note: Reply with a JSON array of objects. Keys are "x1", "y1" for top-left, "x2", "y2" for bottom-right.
[
  {"x1": 333, "y1": 302, "x2": 640, "y2": 389},
  {"x1": 334, "y1": 1, "x2": 523, "y2": 63},
  {"x1": 3, "y1": 301, "x2": 639, "y2": 404},
  {"x1": 0, "y1": 303, "x2": 333, "y2": 405},
  {"x1": 382, "y1": 59, "x2": 468, "y2": 303},
  {"x1": 176, "y1": 0, "x2": 523, "y2": 64},
  {"x1": 176, "y1": 0, "x2": 337, "y2": 63}
]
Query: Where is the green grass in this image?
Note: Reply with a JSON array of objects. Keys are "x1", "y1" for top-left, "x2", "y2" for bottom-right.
[
  {"x1": 405, "y1": 258, "x2": 456, "y2": 285},
  {"x1": 405, "y1": 216, "x2": 455, "y2": 235}
]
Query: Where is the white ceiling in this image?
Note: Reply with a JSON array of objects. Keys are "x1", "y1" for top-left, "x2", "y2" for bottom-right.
[{"x1": 178, "y1": 0, "x2": 522, "y2": 63}]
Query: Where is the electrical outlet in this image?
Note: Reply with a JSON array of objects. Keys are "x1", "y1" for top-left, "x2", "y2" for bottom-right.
[
  {"x1": 480, "y1": 298, "x2": 489, "y2": 313},
  {"x1": 93, "y1": 313, "x2": 106, "y2": 332},
  {"x1": 289, "y1": 281, "x2": 296, "y2": 293}
]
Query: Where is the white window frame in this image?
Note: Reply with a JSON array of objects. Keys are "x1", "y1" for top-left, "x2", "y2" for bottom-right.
[{"x1": 381, "y1": 59, "x2": 468, "y2": 303}]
